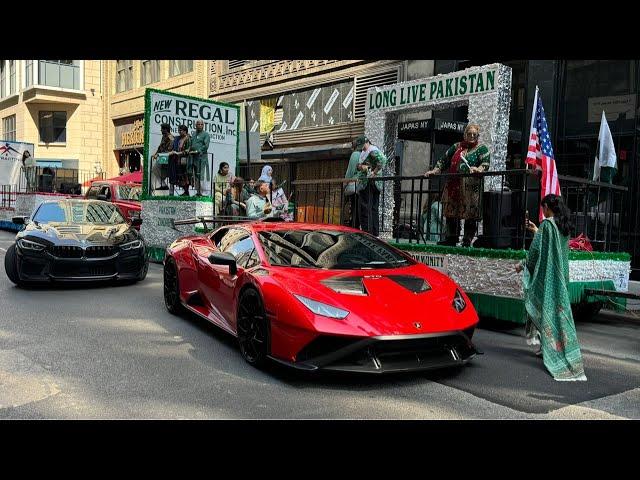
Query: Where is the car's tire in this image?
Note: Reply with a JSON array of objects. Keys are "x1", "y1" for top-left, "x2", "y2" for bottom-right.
[
  {"x1": 4, "y1": 244, "x2": 22, "y2": 287},
  {"x1": 137, "y1": 260, "x2": 149, "y2": 282},
  {"x1": 237, "y1": 288, "x2": 270, "y2": 368},
  {"x1": 163, "y1": 257, "x2": 183, "y2": 314},
  {"x1": 572, "y1": 301, "x2": 603, "y2": 322}
]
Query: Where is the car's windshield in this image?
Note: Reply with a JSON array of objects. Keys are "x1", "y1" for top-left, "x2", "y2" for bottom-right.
[
  {"x1": 33, "y1": 201, "x2": 126, "y2": 225},
  {"x1": 258, "y1": 230, "x2": 412, "y2": 269}
]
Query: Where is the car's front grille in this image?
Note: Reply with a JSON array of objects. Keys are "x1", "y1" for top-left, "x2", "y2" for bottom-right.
[
  {"x1": 49, "y1": 245, "x2": 118, "y2": 258},
  {"x1": 52, "y1": 263, "x2": 116, "y2": 277},
  {"x1": 49, "y1": 246, "x2": 83, "y2": 258}
]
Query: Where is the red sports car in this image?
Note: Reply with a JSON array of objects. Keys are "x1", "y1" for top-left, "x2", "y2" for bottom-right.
[{"x1": 163, "y1": 222, "x2": 480, "y2": 373}]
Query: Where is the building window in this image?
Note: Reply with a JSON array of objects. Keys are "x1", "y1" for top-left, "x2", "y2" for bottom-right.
[
  {"x1": 25, "y1": 60, "x2": 33, "y2": 87},
  {"x1": 170, "y1": 60, "x2": 193, "y2": 77},
  {"x1": 39, "y1": 111, "x2": 67, "y2": 143},
  {"x1": 38, "y1": 60, "x2": 80, "y2": 90},
  {"x1": 141, "y1": 60, "x2": 160, "y2": 85},
  {"x1": 116, "y1": 60, "x2": 133, "y2": 93},
  {"x1": 2, "y1": 115, "x2": 16, "y2": 141},
  {"x1": 0, "y1": 61, "x2": 5, "y2": 98},
  {"x1": 9, "y1": 60, "x2": 16, "y2": 95}
]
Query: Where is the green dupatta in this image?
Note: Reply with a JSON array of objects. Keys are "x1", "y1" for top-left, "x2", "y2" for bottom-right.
[{"x1": 523, "y1": 217, "x2": 587, "y2": 381}]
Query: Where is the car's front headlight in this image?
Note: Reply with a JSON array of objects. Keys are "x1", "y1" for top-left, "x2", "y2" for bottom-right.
[
  {"x1": 120, "y1": 239, "x2": 143, "y2": 251},
  {"x1": 17, "y1": 238, "x2": 45, "y2": 251},
  {"x1": 294, "y1": 294, "x2": 349, "y2": 319},
  {"x1": 452, "y1": 289, "x2": 467, "y2": 313}
]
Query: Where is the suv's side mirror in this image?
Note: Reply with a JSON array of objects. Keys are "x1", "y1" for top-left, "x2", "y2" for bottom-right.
[
  {"x1": 208, "y1": 251, "x2": 237, "y2": 275},
  {"x1": 130, "y1": 217, "x2": 142, "y2": 227},
  {"x1": 12, "y1": 216, "x2": 27, "y2": 225}
]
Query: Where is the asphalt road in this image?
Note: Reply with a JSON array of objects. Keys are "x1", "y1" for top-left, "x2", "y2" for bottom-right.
[{"x1": 1, "y1": 229, "x2": 638, "y2": 419}]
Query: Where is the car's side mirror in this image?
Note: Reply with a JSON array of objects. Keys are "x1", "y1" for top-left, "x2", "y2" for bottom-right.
[
  {"x1": 12, "y1": 216, "x2": 27, "y2": 225},
  {"x1": 208, "y1": 251, "x2": 237, "y2": 275},
  {"x1": 130, "y1": 217, "x2": 142, "y2": 227},
  {"x1": 97, "y1": 194, "x2": 107, "y2": 201}
]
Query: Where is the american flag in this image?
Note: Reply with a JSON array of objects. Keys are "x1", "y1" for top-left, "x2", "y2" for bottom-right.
[{"x1": 526, "y1": 88, "x2": 560, "y2": 220}]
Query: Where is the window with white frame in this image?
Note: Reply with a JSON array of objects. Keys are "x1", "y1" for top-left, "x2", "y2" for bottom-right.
[
  {"x1": 170, "y1": 60, "x2": 193, "y2": 77},
  {"x1": 39, "y1": 111, "x2": 67, "y2": 143},
  {"x1": 9, "y1": 60, "x2": 15, "y2": 95},
  {"x1": 116, "y1": 60, "x2": 133, "y2": 93},
  {"x1": 0, "y1": 61, "x2": 5, "y2": 98},
  {"x1": 2, "y1": 115, "x2": 16, "y2": 141},
  {"x1": 141, "y1": 60, "x2": 160, "y2": 85},
  {"x1": 25, "y1": 60, "x2": 33, "y2": 87}
]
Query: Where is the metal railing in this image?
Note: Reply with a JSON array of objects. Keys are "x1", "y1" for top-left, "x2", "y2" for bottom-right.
[
  {"x1": 290, "y1": 169, "x2": 629, "y2": 254},
  {"x1": 18, "y1": 167, "x2": 104, "y2": 195}
]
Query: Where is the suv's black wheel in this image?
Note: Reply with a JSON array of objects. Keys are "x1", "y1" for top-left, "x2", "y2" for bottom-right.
[
  {"x1": 163, "y1": 257, "x2": 183, "y2": 314},
  {"x1": 4, "y1": 244, "x2": 22, "y2": 287},
  {"x1": 237, "y1": 288, "x2": 269, "y2": 368}
]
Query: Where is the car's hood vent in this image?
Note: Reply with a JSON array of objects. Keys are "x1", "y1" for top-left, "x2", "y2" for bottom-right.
[
  {"x1": 321, "y1": 276, "x2": 368, "y2": 296},
  {"x1": 387, "y1": 275, "x2": 431, "y2": 293}
]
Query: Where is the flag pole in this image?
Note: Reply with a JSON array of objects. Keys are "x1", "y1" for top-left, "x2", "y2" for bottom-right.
[{"x1": 526, "y1": 86, "x2": 539, "y2": 172}]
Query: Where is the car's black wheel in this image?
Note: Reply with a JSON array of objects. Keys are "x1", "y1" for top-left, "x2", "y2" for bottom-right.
[
  {"x1": 237, "y1": 288, "x2": 270, "y2": 368},
  {"x1": 137, "y1": 260, "x2": 149, "y2": 282},
  {"x1": 163, "y1": 257, "x2": 183, "y2": 314},
  {"x1": 4, "y1": 244, "x2": 22, "y2": 287},
  {"x1": 572, "y1": 301, "x2": 603, "y2": 322}
]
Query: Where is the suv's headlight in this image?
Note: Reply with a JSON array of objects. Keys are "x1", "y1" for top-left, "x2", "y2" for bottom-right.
[
  {"x1": 452, "y1": 289, "x2": 467, "y2": 313},
  {"x1": 294, "y1": 294, "x2": 349, "y2": 319},
  {"x1": 120, "y1": 239, "x2": 143, "y2": 251},
  {"x1": 17, "y1": 238, "x2": 45, "y2": 251}
]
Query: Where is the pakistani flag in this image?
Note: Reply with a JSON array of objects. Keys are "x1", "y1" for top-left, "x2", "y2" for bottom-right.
[{"x1": 593, "y1": 110, "x2": 617, "y2": 183}]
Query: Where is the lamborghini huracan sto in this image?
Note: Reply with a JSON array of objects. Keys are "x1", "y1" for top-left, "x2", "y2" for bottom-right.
[{"x1": 163, "y1": 222, "x2": 480, "y2": 373}]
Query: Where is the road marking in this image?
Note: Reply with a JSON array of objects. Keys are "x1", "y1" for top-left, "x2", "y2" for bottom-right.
[{"x1": 0, "y1": 247, "x2": 6, "y2": 252}]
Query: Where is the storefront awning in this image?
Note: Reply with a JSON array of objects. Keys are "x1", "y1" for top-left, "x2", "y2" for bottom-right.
[
  {"x1": 35, "y1": 159, "x2": 79, "y2": 169},
  {"x1": 36, "y1": 160, "x2": 63, "y2": 168}
]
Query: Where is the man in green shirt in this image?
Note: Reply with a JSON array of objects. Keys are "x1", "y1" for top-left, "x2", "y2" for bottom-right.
[
  {"x1": 189, "y1": 120, "x2": 211, "y2": 197},
  {"x1": 357, "y1": 137, "x2": 387, "y2": 237},
  {"x1": 343, "y1": 136, "x2": 365, "y2": 228}
]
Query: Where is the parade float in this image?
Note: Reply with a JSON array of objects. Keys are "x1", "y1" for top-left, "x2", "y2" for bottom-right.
[
  {"x1": 361, "y1": 63, "x2": 632, "y2": 322},
  {"x1": 140, "y1": 89, "x2": 240, "y2": 263}
]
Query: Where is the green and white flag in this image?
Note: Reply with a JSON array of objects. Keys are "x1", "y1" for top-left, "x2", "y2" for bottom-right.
[{"x1": 593, "y1": 110, "x2": 617, "y2": 182}]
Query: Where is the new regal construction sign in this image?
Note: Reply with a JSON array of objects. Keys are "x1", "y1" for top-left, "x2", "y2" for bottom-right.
[{"x1": 366, "y1": 68, "x2": 497, "y2": 113}]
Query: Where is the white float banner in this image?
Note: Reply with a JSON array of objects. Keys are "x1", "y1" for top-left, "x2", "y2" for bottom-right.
[{"x1": 147, "y1": 90, "x2": 239, "y2": 198}]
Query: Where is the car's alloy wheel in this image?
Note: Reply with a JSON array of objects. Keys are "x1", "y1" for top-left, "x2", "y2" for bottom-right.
[
  {"x1": 163, "y1": 257, "x2": 182, "y2": 314},
  {"x1": 237, "y1": 289, "x2": 269, "y2": 367}
]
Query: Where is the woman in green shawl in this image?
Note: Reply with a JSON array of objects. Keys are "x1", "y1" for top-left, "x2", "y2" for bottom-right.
[{"x1": 516, "y1": 194, "x2": 587, "y2": 381}]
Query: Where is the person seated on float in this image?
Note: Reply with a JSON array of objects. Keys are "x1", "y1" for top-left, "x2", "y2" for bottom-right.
[
  {"x1": 245, "y1": 180, "x2": 274, "y2": 219},
  {"x1": 223, "y1": 177, "x2": 250, "y2": 217}
]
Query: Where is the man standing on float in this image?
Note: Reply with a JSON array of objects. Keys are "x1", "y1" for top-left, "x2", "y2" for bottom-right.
[{"x1": 189, "y1": 120, "x2": 211, "y2": 197}]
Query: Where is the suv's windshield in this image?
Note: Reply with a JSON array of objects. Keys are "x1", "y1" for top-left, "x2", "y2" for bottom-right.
[
  {"x1": 33, "y1": 201, "x2": 126, "y2": 225},
  {"x1": 258, "y1": 230, "x2": 412, "y2": 269}
]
